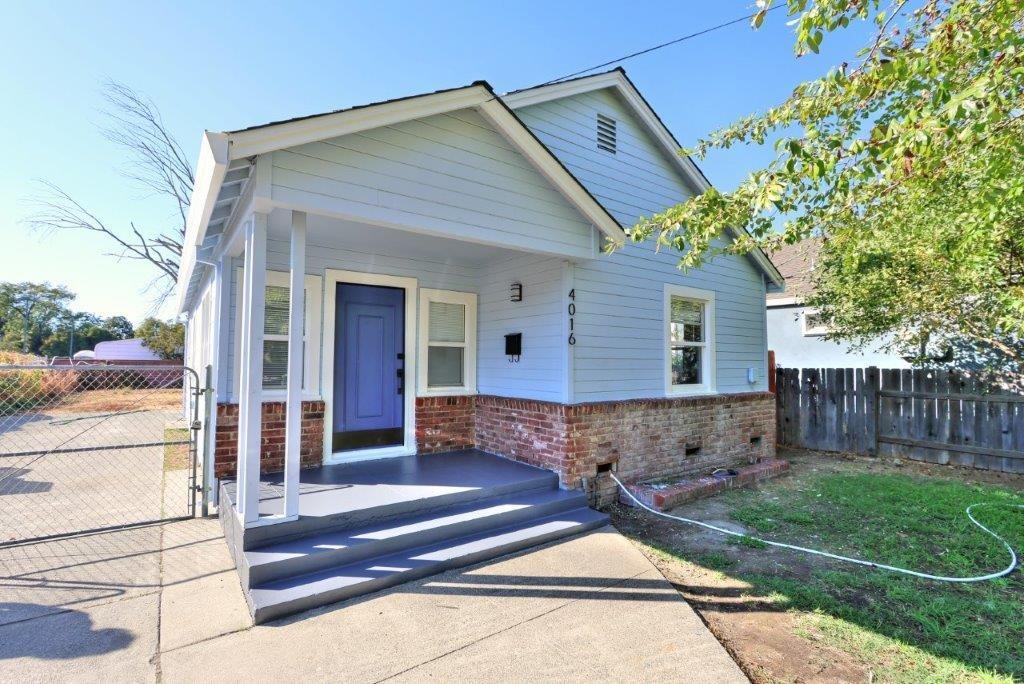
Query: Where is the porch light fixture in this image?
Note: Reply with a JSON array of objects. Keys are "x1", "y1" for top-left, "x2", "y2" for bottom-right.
[{"x1": 509, "y1": 283, "x2": 523, "y2": 302}]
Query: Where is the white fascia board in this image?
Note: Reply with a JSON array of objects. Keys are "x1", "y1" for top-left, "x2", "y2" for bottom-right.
[
  {"x1": 477, "y1": 98, "x2": 625, "y2": 246},
  {"x1": 175, "y1": 132, "x2": 230, "y2": 313},
  {"x1": 766, "y1": 295, "x2": 803, "y2": 308},
  {"x1": 504, "y1": 72, "x2": 785, "y2": 289},
  {"x1": 226, "y1": 87, "x2": 489, "y2": 160}
]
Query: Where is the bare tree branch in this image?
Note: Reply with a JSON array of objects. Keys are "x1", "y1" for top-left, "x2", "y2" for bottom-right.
[{"x1": 22, "y1": 80, "x2": 193, "y2": 304}]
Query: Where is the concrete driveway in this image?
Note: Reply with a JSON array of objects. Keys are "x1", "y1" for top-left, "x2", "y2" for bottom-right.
[
  {"x1": 0, "y1": 520, "x2": 746, "y2": 683},
  {"x1": 0, "y1": 408, "x2": 189, "y2": 543}
]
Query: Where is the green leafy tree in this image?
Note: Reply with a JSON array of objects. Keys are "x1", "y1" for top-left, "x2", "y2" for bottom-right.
[
  {"x1": 102, "y1": 315, "x2": 134, "y2": 340},
  {"x1": 629, "y1": 0, "x2": 1023, "y2": 374},
  {"x1": 39, "y1": 314, "x2": 120, "y2": 357},
  {"x1": 0, "y1": 282, "x2": 74, "y2": 354},
  {"x1": 136, "y1": 318, "x2": 185, "y2": 360}
]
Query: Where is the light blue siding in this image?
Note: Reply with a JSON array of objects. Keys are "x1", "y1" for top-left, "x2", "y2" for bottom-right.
[
  {"x1": 515, "y1": 88, "x2": 769, "y2": 401},
  {"x1": 477, "y1": 254, "x2": 566, "y2": 402},
  {"x1": 225, "y1": 237, "x2": 479, "y2": 398},
  {"x1": 269, "y1": 108, "x2": 598, "y2": 259}
]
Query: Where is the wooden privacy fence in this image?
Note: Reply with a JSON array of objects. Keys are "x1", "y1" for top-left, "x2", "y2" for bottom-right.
[{"x1": 775, "y1": 367, "x2": 1024, "y2": 474}]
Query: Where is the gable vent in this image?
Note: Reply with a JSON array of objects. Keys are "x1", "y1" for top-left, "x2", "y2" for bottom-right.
[{"x1": 596, "y1": 113, "x2": 617, "y2": 154}]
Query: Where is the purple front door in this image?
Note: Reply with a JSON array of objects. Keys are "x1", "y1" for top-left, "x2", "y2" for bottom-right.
[{"x1": 333, "y1": 283, "x2": 405, "y2": 452}]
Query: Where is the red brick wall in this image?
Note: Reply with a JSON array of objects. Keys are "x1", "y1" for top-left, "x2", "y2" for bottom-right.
[
  {"x1": 212, "y1": 393, "x2": 775, "y2": 495},
  {"x1": 475, "y1": 393, "x2": 775, "y2": 489},
  {"x1": 572, "y1": 392, "x2": 776, "y2": 486},
  {"x1": 213, "y1": 401, "x2": 325, "y2": 478},
  {"x1": 415, "y1": 396, "x2": 475, "y2": 454},
  {"x1": 475, "y1": 396, "x2": 573, "y2": 478}
]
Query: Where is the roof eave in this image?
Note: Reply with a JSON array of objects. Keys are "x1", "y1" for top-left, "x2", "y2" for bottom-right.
[{"x1": 174, "y1": 132, "x2": 229, "y2": 314}]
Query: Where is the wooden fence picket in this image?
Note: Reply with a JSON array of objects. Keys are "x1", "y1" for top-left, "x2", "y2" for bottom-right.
[{"x1": 774, "y1": 365, "x2": 1024, "y2": 474}]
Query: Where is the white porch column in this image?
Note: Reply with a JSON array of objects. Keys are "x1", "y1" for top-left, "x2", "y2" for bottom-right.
[
  {"x1": 283, "y1": 211, "x2": 306, "y2": 519},
  {"x1": 237, "y1": 214, "x2": 268, "y2": 524}
]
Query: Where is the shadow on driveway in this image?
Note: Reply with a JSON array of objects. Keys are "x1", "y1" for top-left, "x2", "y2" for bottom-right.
[{"x1": 0, "y1": 602, "x2": 134, "y2": 660}]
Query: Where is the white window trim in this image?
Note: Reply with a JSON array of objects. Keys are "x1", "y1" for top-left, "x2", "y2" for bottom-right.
[
  {"x1": 233, "y1": 268, "x2": 323, "y2": 400},
  {"x1": 664, "y1": 284, "x2": 716, "y2": 397},
  {"x1": 417, "y1": 288, "x2": 477, "y2": 397},
  {"x1": 802, "y1": 307, "x2": 829, "y2": 337}
]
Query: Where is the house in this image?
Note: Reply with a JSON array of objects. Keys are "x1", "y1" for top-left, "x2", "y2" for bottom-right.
[
  {"x1": 177, "y1": 68, "x2": 784, "y2": 622},
  {"x1": 767, "y1": 239, "x2": 911, "y2": 369}
]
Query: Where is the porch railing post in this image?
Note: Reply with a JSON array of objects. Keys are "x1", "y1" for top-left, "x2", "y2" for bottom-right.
[
  {"x1": 237, "y1": 214, "x2": 267, "y2": 524},
  {"x1": 283, "y1": 211, "x2": 306, "y2": 519}
]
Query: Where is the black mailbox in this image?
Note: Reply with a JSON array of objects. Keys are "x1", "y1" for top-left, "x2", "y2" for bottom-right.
[{"x1": 504, "y1": 333, "x2": 522, "y2": 362}]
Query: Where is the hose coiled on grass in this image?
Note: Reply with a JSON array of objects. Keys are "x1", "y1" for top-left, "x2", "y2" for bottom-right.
[{"x1": 611, "y1": 472, "x2": 1022, "y2": 583}]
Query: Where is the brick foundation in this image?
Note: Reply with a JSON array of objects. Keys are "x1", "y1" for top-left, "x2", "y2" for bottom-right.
[
  {"x1": 213, "y1": 393, "x2": 775, "y2": 500},
  {"x1": 475, "y1": 392, "x2": 776, "y2": 491},
  {"x1": 415, "y1": 395, "x2": 475, "y2": 454},
  {"x1": 214, "y1": 401, "x2": 325, "y2": 478}
]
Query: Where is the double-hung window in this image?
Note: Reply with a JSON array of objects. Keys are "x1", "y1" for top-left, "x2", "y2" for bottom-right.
[
  {"x1": 418, "y1": 289, "x2": 476, "y2": 395},
  {"x1": 235, "y1": 269, "x2": 322, "y2": 397},
  {"x1": 665, "y1": 284, "x2": 715, "y2": 395}
]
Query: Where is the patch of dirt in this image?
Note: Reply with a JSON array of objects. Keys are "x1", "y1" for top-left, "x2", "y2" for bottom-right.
[
  {"x1": 614, "y1": 505, "x2": 869, "y2": 684},
  {"x1": 47, "y1": 388, "x2": 183, "y2": 414},
  {"x1": 612, "y1": 447, "x2": 1024, "y2": 683}
]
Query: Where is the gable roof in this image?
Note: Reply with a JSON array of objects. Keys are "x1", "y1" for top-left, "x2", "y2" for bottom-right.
[
  {"x1": 503, "y1": 68, "x2": 785, "y2": 291},
  {"x1": 175, "y1": 81, "x2": 625, "y2": 312},
  {"x1": 766, "y1": 237, "x2": 821, "y2": 306},
  {"x1": 177, "y1": 69, "x2": 786, "y2": 312}
]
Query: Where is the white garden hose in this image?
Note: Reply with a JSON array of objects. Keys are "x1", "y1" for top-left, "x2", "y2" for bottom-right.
[{"x1": 611, "y1": 473, "x2": 1022, "y2": 583}]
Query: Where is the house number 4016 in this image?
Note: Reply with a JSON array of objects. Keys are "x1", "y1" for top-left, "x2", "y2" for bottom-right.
[{"x1": 567, "y1": 289, "x2": 576, "y2": 346}]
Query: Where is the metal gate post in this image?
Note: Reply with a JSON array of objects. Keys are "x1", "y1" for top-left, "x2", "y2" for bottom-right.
[{"x1": 202, "y1": 364, "x2": 215, "y2": 517}]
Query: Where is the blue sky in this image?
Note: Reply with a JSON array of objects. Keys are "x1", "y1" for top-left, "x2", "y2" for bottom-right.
[{"x1": 0, "y1": 1, "x2": 867, "y2": 324}]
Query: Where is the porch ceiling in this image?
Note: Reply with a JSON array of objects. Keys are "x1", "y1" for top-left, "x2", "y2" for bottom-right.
[{"x1": 266, "y1": 209, "x2": 529, "y2": 266}]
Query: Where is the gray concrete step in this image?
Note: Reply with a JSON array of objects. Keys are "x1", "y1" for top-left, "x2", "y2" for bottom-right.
[
  {"x1": 241, "y1": 488, "x2": 590, "y2": 587},
  {"x1": 247, "y1": 507, "x2": 609, "y2": 624}
]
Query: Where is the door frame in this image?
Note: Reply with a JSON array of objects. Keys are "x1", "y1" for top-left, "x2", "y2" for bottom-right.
[{"x1": 322, "y1": 269, "x2": 417, "y2": 464}]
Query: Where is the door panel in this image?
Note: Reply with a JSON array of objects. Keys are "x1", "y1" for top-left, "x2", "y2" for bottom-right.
[{"x1": 333, "y1": 283, "x2": 405, "y2": 452}]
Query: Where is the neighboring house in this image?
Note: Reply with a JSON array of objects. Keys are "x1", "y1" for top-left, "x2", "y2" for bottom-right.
[
  {"x1": 767, "y1": 239, "x2": 910, "y2": 369},
  {"x1": 93, "y1": 338, "x2": 163, "y2": 362},
  {"x1": 177, "y1": 68, "x2": 785, "y2": 622}
]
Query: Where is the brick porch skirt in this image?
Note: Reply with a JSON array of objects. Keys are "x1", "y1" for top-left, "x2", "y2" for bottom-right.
[
  {"x1": 213, "y1": 401, "x2": 325, "y2": 479},
  {"x1": 214, "y1": 393, "x2": 775, "y2": 496}
]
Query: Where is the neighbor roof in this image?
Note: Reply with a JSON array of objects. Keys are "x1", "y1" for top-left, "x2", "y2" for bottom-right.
[{"x1": 766, "y1": 238, "x2": 822, "y2": 305}]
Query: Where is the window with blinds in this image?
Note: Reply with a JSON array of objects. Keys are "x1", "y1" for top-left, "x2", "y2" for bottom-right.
[
  {"x1": 262, "y1": 285, "x2": 304, "y2": 390},
  {"x1": 427, "y1": 301, "x2": 465, "y2": 387},
  {"x1": 419, "y1": 289, "x2": 476, "y2": 394}
]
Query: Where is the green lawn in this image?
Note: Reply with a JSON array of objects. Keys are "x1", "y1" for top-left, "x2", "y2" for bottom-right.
[{"x1": 618, "y1": 461, "x2": 1024, "y2": 682}]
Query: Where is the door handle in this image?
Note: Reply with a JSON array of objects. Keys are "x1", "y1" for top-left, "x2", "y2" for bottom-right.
[{"x1": 396, "y1": 368, "x2": 404, "y2": 394}]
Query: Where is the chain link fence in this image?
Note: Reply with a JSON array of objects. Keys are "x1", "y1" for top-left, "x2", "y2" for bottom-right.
[{"x1": 0, "y1": 364, "x2": 200, "y2": 546}]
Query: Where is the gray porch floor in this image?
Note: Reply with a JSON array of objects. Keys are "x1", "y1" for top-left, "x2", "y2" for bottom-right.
[{"x1": 220, "y1": 449, "x2": 557, "y2": 522}]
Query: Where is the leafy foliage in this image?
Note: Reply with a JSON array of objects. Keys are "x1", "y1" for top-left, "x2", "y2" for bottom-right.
[
  {"x1": 136, "y1": 317, "x2": 185, "y2": 360},
  {"x1": 628, "y1": 0, "x2": 1024, "y2": 373},
  {"x1": 0, "y1": 282, "x2": 135, "y2": 357}
]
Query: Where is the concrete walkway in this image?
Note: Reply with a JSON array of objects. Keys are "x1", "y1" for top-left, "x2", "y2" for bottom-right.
[{"x1": 0, "y1": 520, "x2": 746, "y2": 683}]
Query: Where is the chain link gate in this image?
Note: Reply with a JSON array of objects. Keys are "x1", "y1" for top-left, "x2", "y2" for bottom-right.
[{"x1": 0, "y1": 364, "x2": 202, "y2": 547}]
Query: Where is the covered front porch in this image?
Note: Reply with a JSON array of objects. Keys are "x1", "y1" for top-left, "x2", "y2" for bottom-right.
[{"x1": 219, "y1": 206, "x2": 581, "y2": 528}]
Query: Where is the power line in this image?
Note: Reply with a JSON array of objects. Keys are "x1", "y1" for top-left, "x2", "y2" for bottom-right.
[{"x1": 533, "y1": 4, "x2": 788, "y2": 88}]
